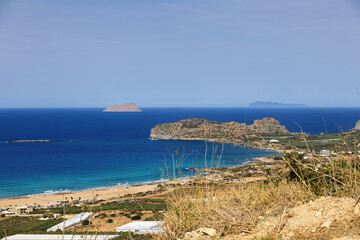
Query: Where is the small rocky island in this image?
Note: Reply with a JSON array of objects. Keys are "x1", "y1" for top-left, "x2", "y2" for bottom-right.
[
  {"x1": 150, "y1": 117, "x2": 293, "y2": 149},
  {"x1": 103, "y1": 103, "x2": 142, "y2": 112},
  {"x1": 8, "y1": 140, "x2": 62, "y2": 143}
]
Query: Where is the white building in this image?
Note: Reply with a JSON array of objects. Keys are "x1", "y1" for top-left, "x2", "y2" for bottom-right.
[
  {"x1": 47, "y1": 212, "x2": 93, "y2": 232},
  {"x1": 116, "y1": 221, "x2": 164, "y2": 234},
  {"x1": 320, "y1": 150, "x2": 331, "y2": 156}
]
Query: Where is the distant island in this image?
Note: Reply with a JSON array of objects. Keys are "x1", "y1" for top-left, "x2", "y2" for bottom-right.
[
  {"x1": 7, "y1": 140, "x2": 62, "y2": 143},
  {"x1": 103, "y1": 103, "x2": 142, "y2": 112},
  {"x1": 249, "y1": 101, "x2": 309, "y2": 108}
]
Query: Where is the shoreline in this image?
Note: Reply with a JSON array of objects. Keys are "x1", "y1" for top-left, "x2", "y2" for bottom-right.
[
  {"x1": 0, "y1": 155, "x2": 277, "y2": 210},
  {"x1": 0, "y1": 181, "x2": 162, "y2": 210}
]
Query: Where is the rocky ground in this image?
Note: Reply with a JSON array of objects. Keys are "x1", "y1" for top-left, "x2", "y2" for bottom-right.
[{"x1": 181, "y1": 197, "x2": 360, "y2": 240}]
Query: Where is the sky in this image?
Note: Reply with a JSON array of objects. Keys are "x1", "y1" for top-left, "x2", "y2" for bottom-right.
[{"x1": 0, "y1": 0, "x2": 360, "y2": 108}]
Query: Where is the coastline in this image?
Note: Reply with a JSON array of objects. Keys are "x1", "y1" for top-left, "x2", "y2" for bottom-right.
[
  {"x1": 0, "y1": 181, "x2": 161, "y2": 209},
  {"x1": 0, "y1": 155, "x2": 278, "y2": 210}
]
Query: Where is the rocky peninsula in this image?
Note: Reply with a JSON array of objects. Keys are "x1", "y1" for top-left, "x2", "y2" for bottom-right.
[
  {"x1": 150, "y1": 117, "x2": 293, "y2": 149},
  {"x1": 353, "y1": 120, "x2": 360, "y2": 131},
  {"x1": 103, "y1": 103, "x2": 142, "y2": 112}
]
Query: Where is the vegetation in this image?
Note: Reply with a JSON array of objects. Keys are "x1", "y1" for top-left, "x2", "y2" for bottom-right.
[
  {"x1": 0, "y1": 216, "x2": 62, "y2": 238},
  {"x1": 81, "y1": 219, "x2": 90, "y2": 225},
  {"x1": 282, "y1": 152, "x2": 360, "y2": 197},
  {"x1": 157, "y1": 128, "x2": 360, "y2": 239},
  {"x1": 160, "y1": 181, "x2": 313, "y2": 239},
  {"x1": 111, "y1": 232, "x2": 152, "y2": 240},
  {"x1": 31, "y1": 199, "x2": 167, "y2": 215}
]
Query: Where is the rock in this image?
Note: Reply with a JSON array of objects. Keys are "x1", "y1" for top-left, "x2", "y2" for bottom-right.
[
  {"x1": 182, "y1": 228, "x2": 216, "y2": 240},
  {"x1": 150, "y1": 117, "x2": 290, "y2": 148},
  {"x1": 280, "y1": 197, "x2": 359, "y2": 235},
  {"x1": 103, "y1": 103, "x2": 142, "y2": 112},
  {"x1": 228, "y1": 197, "x2": 360, "y2": 240},
  {"x1": 197, "y1": 228, "x2": 216, "y2": 236},
  {"x1": 321, "y1": 221, "x2": 332, "y2": 228},
  {"x1": 332, "y1": 237, "x2": 360, "y2": 240}
]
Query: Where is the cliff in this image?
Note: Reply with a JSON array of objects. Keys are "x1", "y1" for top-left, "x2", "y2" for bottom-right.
[
  {"x1": 150, "y1": 117, "x2": 291, "y2": 148},
  {"x1": 103, "y1": 103, "x2": 142, "y2": 112}
]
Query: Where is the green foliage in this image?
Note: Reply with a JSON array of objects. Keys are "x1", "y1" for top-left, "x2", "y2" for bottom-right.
[
  {"x1": 106, "y1": 219, "x2": 113, "y2": 223},
  {"x1": 0, "y1": 216, "x2": 62, "y2": 238},
  {"x1": 112, "y1": 232, "x2": 152, "y2": 240},
  {"x1": 130, "y1": 214, "x2": 142, "y2": 220},
  {"x1": 31, "y1": 199, "x2": 167, "y2": 215},
  {"x1": 145, "y1": 213, "x2": 164, "y2": 221},
  {"x1": 81, "y1": 219, "x2": 90, "y2": 225}
]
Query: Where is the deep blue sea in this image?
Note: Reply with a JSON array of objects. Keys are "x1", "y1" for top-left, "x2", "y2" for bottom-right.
[{"x1": 0, "y1": 107, "x2": 360, "y2": 199}]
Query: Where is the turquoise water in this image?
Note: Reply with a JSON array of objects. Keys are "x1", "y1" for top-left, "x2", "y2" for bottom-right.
[{"x1": 1, "y1": 107, "x2": 359, "y2": 199}]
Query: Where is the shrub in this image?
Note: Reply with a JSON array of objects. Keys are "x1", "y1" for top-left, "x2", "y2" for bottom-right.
[
  {"x1": 82, "y1": 219, "x2": 90, "y2": 225},
  {"x1": 130, "y1": 215, "x2": 141, "y2": 220},
  {"x1": 106, "y1": 219, "x2": 113, "y2": 223},
  {"x1": 283, "y1": 152, "x2": 360, "y2": 196}
]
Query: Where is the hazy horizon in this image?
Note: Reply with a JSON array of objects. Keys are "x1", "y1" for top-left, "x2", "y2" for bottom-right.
[{"x1": 1, "y1": 0, "x2": 360, "y2": 108}]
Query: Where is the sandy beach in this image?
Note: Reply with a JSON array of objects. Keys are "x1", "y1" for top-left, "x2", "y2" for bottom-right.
[{"x1": 0, "y1": 183, "x2": 159, "y2": 209}]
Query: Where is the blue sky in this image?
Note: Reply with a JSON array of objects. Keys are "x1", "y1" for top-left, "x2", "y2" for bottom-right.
[{"x1": 0, "y1": 0, "x2": 360, "y2": 107}]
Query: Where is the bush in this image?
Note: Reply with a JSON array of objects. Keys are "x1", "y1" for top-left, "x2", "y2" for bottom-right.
[
  {"x1": 283, "y1": 152, "x2": 360, "y2": 196},
  {"x1": 130, "y1": 215, "x2": 141, "y2": 220},
  {"x1": 82, "y1": 219, "x2": 90, "y2": 225},
  {"x1": 106, "y1": 219, "x2": 113, "y2": 223}
]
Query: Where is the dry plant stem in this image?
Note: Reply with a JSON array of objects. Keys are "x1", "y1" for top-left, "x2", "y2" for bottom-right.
[
  {"x1": 127, "y1": 231, "x2": 134, "y2": 239},
  {"x1": 277, "y1": 206, "x2": 286, "y2": 233}
]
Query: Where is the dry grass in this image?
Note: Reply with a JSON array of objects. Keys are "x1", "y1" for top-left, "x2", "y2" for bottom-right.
[
  {"x1": 282, "y1": 151, "x2": 360, "y2": 198},
  {"x1": 160, "y1": 181, "x2": 313, "y2": 239}
]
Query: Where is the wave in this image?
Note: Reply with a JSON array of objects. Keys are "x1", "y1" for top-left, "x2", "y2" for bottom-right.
[
  {"x1": 25, "y1": 179, "x2": 173, "y2": 197},
  {"x1": 27, "y1": 188, "x2": 71, "y2": 197}
]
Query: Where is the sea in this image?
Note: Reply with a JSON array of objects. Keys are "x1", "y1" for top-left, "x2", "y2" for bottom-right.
[{"x1": 0, "y1": 107, "x2": 360, "y2": 199}]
